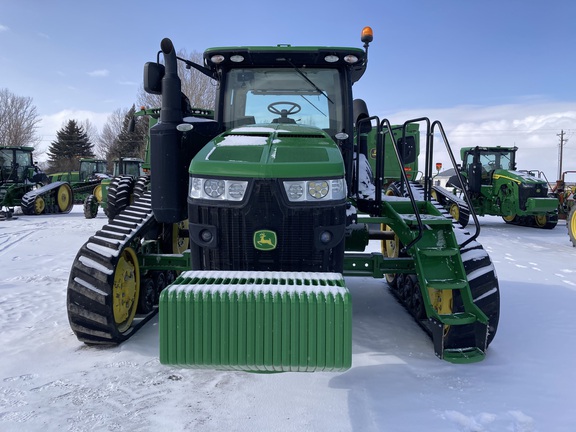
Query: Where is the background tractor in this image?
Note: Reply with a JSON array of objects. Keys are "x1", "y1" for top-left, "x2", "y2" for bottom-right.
[
  {"x1": 433, "y1": 146, "x2": 558, "y2": 229},
  {"x1": 67, "y1": 28, "x2": 500, "y2": 370},
  {"x1": 83, "y1": 107, "x2": 162, "y2": 220},
  {"x1": 83, "y1": 157, "x2": 145, "y2": 219},
  {"x1": 0, "y1": 146, "x2": 48, "y2": 220},
  {"x1": 19, "y1": 158, "x2": 109, "y2": 216}
]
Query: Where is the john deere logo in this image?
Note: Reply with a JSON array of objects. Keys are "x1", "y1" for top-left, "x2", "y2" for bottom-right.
[{"x1": 254, "y1": 230, "x2": 277, "y2": 251}]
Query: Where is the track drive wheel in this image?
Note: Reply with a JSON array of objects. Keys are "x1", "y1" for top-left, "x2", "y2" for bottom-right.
[
  {"x1": 33, "y1": 196, "x2": 46, "y2": 215},
  {"x1": 568, "y1": 206, "x2": 576, "y2": 247},
  {"x1": 534, "y1": 213, "x2": 557, "y2": 230},
  {"x1": 83, "y1": 194, "x2": 99, "y2": 219},
  {"x1": 93, "y1": 184, "x2": 103, "y2": 202},
  {"x1": 112, "y1": 247, "x2": 140, "y2": 333},
  {"x1": 502, "y1": 214, "x2": 518, "y2": 224},
  {"x1": 57, "y1": 183, "x2": 74, "y2": 213},
  {"x1": 534, "y1": 214, "x2": 547, "y2": 227},
  {"x1": 382, "y1": 224, "x2": 401, "y2": 287},
  {"x1": 449, "y1": 203, "x2": 469, "y2": 227}
]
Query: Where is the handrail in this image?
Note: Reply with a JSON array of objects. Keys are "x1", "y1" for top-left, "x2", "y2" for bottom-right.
[
  {"x1": 353, "y1": 116, "x2": 480, "y2": 251},
  {"x1": 430, "y1": 120, "x2": 480, "y2": 247},
  {"x1": 380, "y1": 118, "x2": 424, "y2": 253}
]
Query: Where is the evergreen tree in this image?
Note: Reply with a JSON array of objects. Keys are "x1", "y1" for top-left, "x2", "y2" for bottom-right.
[
  {"x1": 107, "y1": 105, "x2": 147, "y2": 164},
  {"x1": 46, "y1": 119, "x2": 95, "y2": 173}
]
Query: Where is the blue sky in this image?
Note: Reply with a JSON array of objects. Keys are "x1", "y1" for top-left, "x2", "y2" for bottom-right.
[{"x1": 1, "y1": 0, "x2": 576, "y2": 178}]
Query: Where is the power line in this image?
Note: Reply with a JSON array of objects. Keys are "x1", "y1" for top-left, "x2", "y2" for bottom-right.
[{"x1": 558, "y1": 130, "x2": 568, "y2": 179}]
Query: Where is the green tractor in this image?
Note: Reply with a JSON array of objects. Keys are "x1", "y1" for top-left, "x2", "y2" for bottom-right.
[
  {"x1": 20, "y1": 158, "x2": 109, "y2": 215},
  {"x1": 47, "y1": 157, "x2": 109, "y2": 204},
  {"x1": 83, "y1": 107, "x2": 162, "y2": 220},
  {"x1": 0, "y1": 146, "x2": 49, "y2": 220},
  {"x1": 83, "y1": 157, "x2": 145, "y2": 219},
  {"x1": 67, "y1": 28, "x2": 500, "y2": 370},
  {"x1": 433, "y1": 146, "x2": 559, "y2": 229}
]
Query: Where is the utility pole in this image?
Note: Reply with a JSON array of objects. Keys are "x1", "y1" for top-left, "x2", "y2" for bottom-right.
[{"x1": 558, "y1": 130, "x2": 567, "y2": 180}]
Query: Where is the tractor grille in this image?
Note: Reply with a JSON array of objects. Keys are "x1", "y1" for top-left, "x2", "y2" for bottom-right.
[
  {"x1": 189, "y1": 180, "x2": 346, "y2": 272},
  {"x1": 518, "y1": 182, "x2": 548, "y2": 211}
]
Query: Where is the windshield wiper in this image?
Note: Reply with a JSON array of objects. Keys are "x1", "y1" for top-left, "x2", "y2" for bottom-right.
[
  {"x1": 300, "y1": 95, "x2": 328, "y2": 117},
  {"x1": 288, "y1": 60, "x2": 334, "y2": 104}
]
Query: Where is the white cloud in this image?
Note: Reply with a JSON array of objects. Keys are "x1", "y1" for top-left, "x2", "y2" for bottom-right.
[
  {"x1": 385, "y1": 102, "x2": 576, "y2": 181},
  {"x1": 87, "y1": 69, "x2": 110, "y2": 77},
  {"x1": 0, "y1": 24, "x2": 8, "y2": 32}
]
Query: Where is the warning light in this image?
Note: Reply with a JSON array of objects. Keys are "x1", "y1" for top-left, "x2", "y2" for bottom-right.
[{"x1": 436, "y1": 162, "x2": 443, "y2": 171}]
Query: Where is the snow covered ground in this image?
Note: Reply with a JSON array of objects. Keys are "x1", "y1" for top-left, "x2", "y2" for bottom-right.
[{"x1": 1, "y1": 206, "x2": 575, "y2": 432}]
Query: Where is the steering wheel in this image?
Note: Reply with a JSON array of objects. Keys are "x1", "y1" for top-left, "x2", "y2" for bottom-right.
[{"x1": 267, "y1": 101, "x2": 302, "y2": 120}]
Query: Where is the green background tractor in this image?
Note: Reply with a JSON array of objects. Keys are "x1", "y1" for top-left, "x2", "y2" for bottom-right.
[
  {"x1": 433, "y1": 146, "x2": 558, "y2": 228},
  {"x1": 83, "y1": 157, "x2": 145, "y2": 219},
  {"x1": 0, "y1": 146, "x2": 48, "y2": 219}
]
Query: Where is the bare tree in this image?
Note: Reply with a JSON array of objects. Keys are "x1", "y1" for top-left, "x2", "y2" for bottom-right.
[
  {"x1": 80, "y1": 119, "x2": 101, "y2": 157},
  {"x1": 0, "y1": 88, "x2": 42, "y2": 148},
  {"x1": 99, "y1": 107, "x2": 131, "y2": 160},
  {"x1": 137, "y1": 49, "x2": 216, "y2": 111}
]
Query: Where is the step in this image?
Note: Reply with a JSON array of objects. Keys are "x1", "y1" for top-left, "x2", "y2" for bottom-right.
[
  {"x1": 442, "y1": 347, "x2": 485, "y2": 364},
  {"x1": 429, "y1": 317, "x2": 488, "y2": 364},
  {"x1": 436, "y1": 312, "x2": 477, "y2": 325},
  {"x1": 426, "y1": 278, "x2": 468, "y2": 290},
  {"x1": 401, "y1": 214, "x2": 454, "y2": 226},
  {"x1": 418, "y1": 247, "x2": 460, "y2": 257}
]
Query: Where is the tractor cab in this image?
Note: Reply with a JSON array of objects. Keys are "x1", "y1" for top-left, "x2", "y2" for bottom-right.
[
  {"x1": 0, "y1": 146, "x2": 35, "y2": 183},
  {"x1": 461, "y1": 146, "x2": 517, "y2": 192},
  {"x1": 79, "y1": 159, "x2": 109, "y2": 181},
  {"x1": 113, "y1": 157, "x2": 144, "y2": 177},
  {"x1": 202, "y1": 44, "x2": 369, "y2": 189},
  {"x1": 223, "y1": 67, "x2": 340, "y2": 131}
]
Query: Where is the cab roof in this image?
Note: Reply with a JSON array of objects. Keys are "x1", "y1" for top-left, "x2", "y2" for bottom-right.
[{"x1": 203, "y1": 45, "x2": 368, "y2": 83}]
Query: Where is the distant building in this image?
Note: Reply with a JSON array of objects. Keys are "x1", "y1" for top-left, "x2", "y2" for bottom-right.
[{"x1": 433, "y1": 168, "x2": 456, "y2": 188}]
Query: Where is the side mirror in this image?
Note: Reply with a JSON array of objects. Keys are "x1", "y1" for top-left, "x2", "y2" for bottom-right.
[
  {"x1": 353, "y1": 99, "x2": 372, "y2": 134},
  {"x1": 144, "y1": 62, "x2": 165, "y2": 95},
  {"x1": 398, "y1": 136, "x2": 416, "y2": 164}
]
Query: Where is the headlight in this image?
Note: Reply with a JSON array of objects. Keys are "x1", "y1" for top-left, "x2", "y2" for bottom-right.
[
  {"x1": 189, "y1": 177, "x2": 248, "y2": 201},
  {"x1": 283, "y1": 178, "x2": 346, "y2": 202}
]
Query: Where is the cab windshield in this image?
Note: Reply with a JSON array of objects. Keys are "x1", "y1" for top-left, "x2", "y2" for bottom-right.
[
  {"x1": 223, "y1": 68, "x2": 343, "y2": 137},
  {"x1": 466, "y1": 150, "x2": 515, "y2": 171}
]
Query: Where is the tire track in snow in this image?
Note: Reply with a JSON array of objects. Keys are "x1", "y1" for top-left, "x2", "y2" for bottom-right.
[
  {"x1": 0, "y1": 360, "x2": 241, "y2": 432},
  {"x1": 0, "y1": 230, "x2": 37, "y2": 257}
]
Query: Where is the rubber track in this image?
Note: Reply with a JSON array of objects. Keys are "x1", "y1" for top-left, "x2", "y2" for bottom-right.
[
  {"x1": 20, "y1": 182, "x2": 72, "y2": 215},
  {"x1": 503, "y1": 213, "x2": 558, "y2": 229},
  {"x1": 67, "y1": 192, "x2": 158, "y2": 344},
  {"x1": 431, "y1": 185, "x2": 470, "y2": 227},
  {"x1": 389, "y1": 182, "x2": 500, "y2": 346}
]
